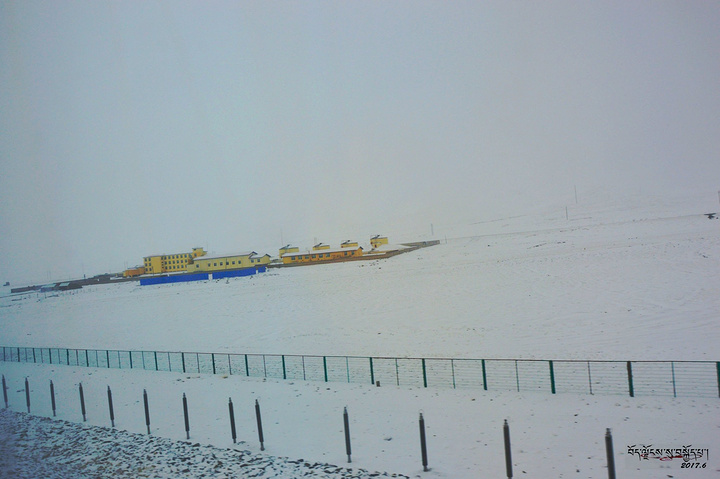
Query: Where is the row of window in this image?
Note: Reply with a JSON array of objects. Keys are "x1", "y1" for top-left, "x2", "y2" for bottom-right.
[
  {"x1": 291, "y1": 251, "x2": 354, "y2": 261},
  {"x1": 144, "y1": 253, "x2": 191, "y2": 264},
  {"x1": 195, "y1": 258, "x2": 264, "y2": 267},
  {"x1": 194, "y1": 260, "x2": 243, "y2": 268},
  {"x1": 163, "y1": 254, "x2": 190, "y2": 260}
]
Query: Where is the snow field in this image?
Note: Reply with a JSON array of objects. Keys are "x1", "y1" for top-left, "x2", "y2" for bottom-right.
[
  {"x1": 1, "y1": 361, "x2": 718, "y2": 478},
  {"x1": 1, "y1": 191, "x2": 718, "y2": 477},
  {"x1": 2, "y1": 211, "x2": 718, "y2": 361}
]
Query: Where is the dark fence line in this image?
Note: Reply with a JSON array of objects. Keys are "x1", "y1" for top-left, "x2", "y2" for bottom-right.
[
  {"x1": 3, "y1": 373, "x2": 636, "y2": 476},
  {"x1": 1, "y1": 346, "x2": 719, "y2": 398}
]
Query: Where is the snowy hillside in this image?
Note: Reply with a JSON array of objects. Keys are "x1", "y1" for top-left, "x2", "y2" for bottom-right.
[
  {"x1": 1, "y1": 191, "x2": 718, "y2": 361},
  {"x1": 1, "y1": 191, "x2": 718, "y2": 478}
]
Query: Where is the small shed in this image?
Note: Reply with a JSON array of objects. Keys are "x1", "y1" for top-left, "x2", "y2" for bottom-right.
[{"x1": 370, "y1": 235, "x2": 389, "y2": 248}]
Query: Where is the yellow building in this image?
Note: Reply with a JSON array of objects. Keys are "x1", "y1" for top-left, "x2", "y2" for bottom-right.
[
  {"x1": 282, "y1": 247, "x2": 363, "y2": 265},
  {"x1": 191, "y1": 251, "x2": 271, "y2": 272},
  {"x1": 123, "y1": 266, "x2": 145, "y2": 277},
  {"x1": 341, "y1": 240, "x2": 359, "y2": 248},
  {"x1": 370, "y1": 235, "x2": 389, "y2": 248},
  {"x1": 143, "y1": 247, "x2": 207, "y2": 274},
  {"x1": 279, "y1": 245, "x2": 300, "y2": 257},
  {"x1": 312, "y1": 243, "x2": 330, "y2": 251}
]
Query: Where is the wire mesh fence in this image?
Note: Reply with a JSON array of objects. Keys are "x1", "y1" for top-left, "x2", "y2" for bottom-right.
[{"x1": 1, "y1": 346, "x2": 718, "y2": 398}]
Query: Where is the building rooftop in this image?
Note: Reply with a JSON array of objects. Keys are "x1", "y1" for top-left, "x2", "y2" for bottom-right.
[
  {"x1": 282, "y1": 246, "x2": 363, "y2": 258},
  {"x1": 194, "y1": 251, "x2": 258, "y2": 261}
]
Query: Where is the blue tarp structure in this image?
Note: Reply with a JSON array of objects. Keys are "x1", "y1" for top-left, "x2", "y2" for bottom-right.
[
  {"x1": 212, "y1": 266, "x2": 266, "y2": 279},
  {"x1": 140, "y1": 267, "x2": 266, "y2": 286},
  {"x1": 140, "y1": 273, "x2": 209, "y2": 286}
]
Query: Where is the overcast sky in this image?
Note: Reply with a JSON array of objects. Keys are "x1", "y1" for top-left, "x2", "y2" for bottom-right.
[{"x1": 1, "y1": 1, "x2": 719, "y2": 284}]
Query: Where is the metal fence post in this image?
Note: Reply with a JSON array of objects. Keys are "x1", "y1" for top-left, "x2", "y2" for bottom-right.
[
  {"x1": 244, "y1": 355, "x2": 250, "y2": 377},
  {"x1": 282, "y1": 355, "x2": 287, "y2": 380},
  {"x1": 369, "y1": 357, "x2": 375, "y2": 386},
  {"x1": 1, "y1": 374, "x2": 7, "y2": 408},
  {"x1": 79, "y1": 383, "x2": 86, "y2": 421},
  {"x1": 503, "y1": 419, "x2": 513, "y2": 479},
  {"x1": 451, "y1": 359, "x2": 456, "y2": 389},
  {"x1": 627, "y1": 361, "x2": 634, "y2": 397},
  {"x1": 716, "y1": 362, "x2": 720, "y2": 398},
  {"x1": 182, "y1": 352, "x2": 186, "y2": 373},
  {"x1": 323, "y1": 357, "x2": 328, "y2": 382},
  {"x1": 343, "y1": 406, "x2": 352, "y2": 463},
  {"x1": 228, "y1": 398, "x2": 237, "y2": 444},
  {"x1": 419, "y1": 412, "x2": 429, "y2": 472},
  {"x1": 255, "y1": 399, "x2": 265, "y2": 451},
  {"x1": 395, "y1": 358, "x2": 400, "y2": 386},
  {"x1": 549, "y1": 360, "x2": 556, "y2": 394},
  {"x1": 182, "y1": 393, "x2": 190, "y2": 440},
  {"x1": 212, "y1": 353, "x2": 216, "y2": 375},
  {"x1": 50, "y1": 380, "x2": 56, "y2": 417},
  {"x1": 154, "y1": 351, "x2": 158, "y2": 371},
  {"x1": 671, "y1": 362, "x2": 677, "y2": 398},
  {"x1": 108, "y1": 386, "x2": 115, "y2": 427},
  {"x1": 143, "y1": 389, "x2": 151, "y2": 434},
  {"x1": 422, "y1": 359, "x2": 428, "y2": 388},
  {"x1": 25, "y1": 378, "x2": 30, "y2": 413},
  {"x1": 605, "y1": 428, "x2": 616, "y2": 479},
  {"x1": 482, "y1": 359, "x2": 488, "y2": 390}
]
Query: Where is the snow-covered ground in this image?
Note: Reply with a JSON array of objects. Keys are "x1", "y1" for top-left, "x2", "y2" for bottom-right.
[
  {"x1": 1, "y1": 191, "x2": 717, "y2": 360},
  {"x1": 1, "y1": 191, "x2": 719, "y2": 477},
  {"x1": 1, "y1": 361, "x2": 718, "y2": 478}
]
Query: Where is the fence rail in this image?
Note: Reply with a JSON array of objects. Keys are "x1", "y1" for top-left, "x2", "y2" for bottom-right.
[{"x1": 1, "y1": 346, "x2": 718, "y2": 398}]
